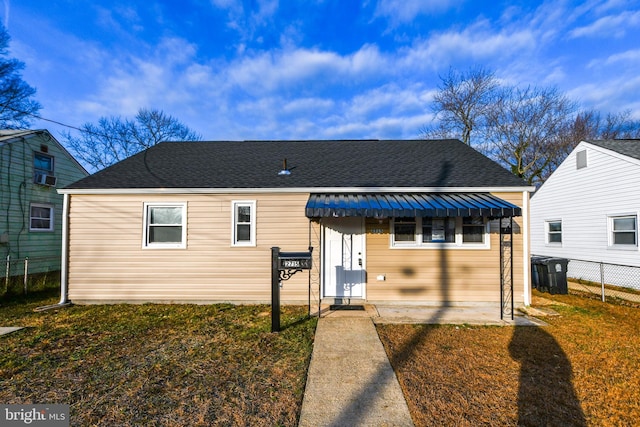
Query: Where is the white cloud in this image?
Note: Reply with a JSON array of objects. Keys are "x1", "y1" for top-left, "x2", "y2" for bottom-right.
[
  {"x1": 226, "y1": 44, "x2": 388, "y2": 94},
  {"x1": 401, "y1": 20, "x2": 536, "y2": 69},
  {"x1": 374, "y1": 0, "x2": 464, "y2": 23},
  {"x1": 586, "y1": 48, "x2": 640, "y2": 69},
  {"x1": 570, "y1": 10, "x2": 640, "y2": 38}
]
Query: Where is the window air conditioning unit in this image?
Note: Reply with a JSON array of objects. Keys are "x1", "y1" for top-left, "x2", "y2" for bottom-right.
[{"x1": 34, "y1": 173, "x2": 57, "y2": 187}]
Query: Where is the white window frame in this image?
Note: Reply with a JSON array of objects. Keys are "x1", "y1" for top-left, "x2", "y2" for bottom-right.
[
  {"x1": 545, "y1": 220, "x2": 562, "y2": 245},
  {"x1": 231, "y1": 200, "x2": 256, "y2": 247},
  {"x1": 608, "y1": 214, "x2": 637, "y2": 249},
  {"x1": 34, "y1": 152, "x2": 54, "y2": 174},
  {"x1": 142, "y1": 202, "x2": 187, "y2": 249},
  {"x1": 29, "y1": 203, "x2": 54, "y2": 232},
  {"x1": 390, "y1": 216, "x2": 490, "y2": 249}
]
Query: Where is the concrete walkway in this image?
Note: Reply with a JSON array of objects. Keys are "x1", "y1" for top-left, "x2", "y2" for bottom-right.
[
  {"x1": 298, "y1": 304, "x2": 546, "y2": 426},
  {"x1": 298, "y1": 317, "x2": 414, "y2": 427},
  {"x1": 0, "y1": 327, "x2": 23, "y2": 336}
]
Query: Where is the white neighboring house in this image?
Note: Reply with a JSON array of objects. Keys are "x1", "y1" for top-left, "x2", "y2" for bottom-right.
[{"x1": 530, "y1": 139, "x2": 640, "y2": 289}]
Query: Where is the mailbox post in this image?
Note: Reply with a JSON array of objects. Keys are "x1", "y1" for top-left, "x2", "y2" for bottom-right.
[{"x1": 271, "y1": 246, "x2": 312, "y2": 332}]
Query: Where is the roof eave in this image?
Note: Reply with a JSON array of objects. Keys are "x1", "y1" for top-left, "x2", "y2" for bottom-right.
[{"x1": 58, "y1": 186, "x2": 536, "y2": 195}]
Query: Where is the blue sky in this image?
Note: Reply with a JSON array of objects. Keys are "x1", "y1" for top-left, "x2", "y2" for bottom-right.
[{"x1": 2, "y1": 0, "x2": 640, "y2": 141}]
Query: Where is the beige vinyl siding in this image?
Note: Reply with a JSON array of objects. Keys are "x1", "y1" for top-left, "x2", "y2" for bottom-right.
[
  {"x1": 68, "y1": 193, "x2": 313, "y2": 303},
  {"x1": 365, "y1": 192, "x2": 525, "y2": 305}
]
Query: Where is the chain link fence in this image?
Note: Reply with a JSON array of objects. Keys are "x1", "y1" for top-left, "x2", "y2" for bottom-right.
[
  {"x1": 2, "y1": 255, "x2": 61, "y2": 297},
  {"x1": 567, "y1": 259, "x2": 640, "y2": 304}
]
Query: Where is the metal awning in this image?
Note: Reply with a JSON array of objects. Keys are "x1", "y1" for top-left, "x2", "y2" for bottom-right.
[{"x1": 305, "y1": 193, "x2": 522, "y2": 218}]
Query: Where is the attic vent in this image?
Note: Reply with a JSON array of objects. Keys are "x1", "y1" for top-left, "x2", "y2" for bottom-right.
[
  {"x1": 576, "y1": 150, "x2": 587, "y2": 169},
  {"x1": 40, "y1": 144, "x2": 48, "y2": 153},
  {"x1": 278, "y1": 158, "x2": 291, "y2": 176}
]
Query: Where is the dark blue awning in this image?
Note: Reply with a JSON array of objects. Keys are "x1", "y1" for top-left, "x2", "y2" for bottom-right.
[{"x1": 305, "y1": 193, "x2": 522, "y2": 218}]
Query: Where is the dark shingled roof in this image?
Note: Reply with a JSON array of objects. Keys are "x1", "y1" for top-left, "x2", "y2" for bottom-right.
[
  {"x1": 65, "y1": 139, "x2": 528, "y2": 190},
  {"x1": 587, "y1": 139, "x2": 640, "y2": 161}
]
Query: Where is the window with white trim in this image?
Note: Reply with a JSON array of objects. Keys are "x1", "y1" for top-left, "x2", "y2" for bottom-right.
[
  {"x1": 392, "y1": 216, "x2": 488, "y2": 248},
  {"x1": 143, "y1": 203, "x2": 186, "y2": 249},
  {"x1": 34, "y1": 152, "x2": 54, "y2": 174},
  {"x1": 609, "y1": 215, "x2": 637, "y2": 247},
  {"x1": 29, "y1": 204, "x2": 54, "y2": 231},
  {"x1": 232, "y1": 200, "x2": 256, "y2": 246},
  {"x1": 546, "y1": 220, "x2": 562, "y2": 244}
]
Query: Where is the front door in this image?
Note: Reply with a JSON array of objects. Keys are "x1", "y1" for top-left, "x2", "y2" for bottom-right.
[{"x1": 323, "y1": 217, "x2": 366, "y2": 299}]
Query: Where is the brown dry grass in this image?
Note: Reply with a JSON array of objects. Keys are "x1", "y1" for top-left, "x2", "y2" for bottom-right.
[
  {"x1": 377, "y1": 291, "x2": 640, "y2": 427},
  {"x1": 0, "y1": 291, "x2": 316, "y2": 426}
]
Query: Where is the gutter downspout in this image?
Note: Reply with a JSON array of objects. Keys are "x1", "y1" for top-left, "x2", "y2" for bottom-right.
[
  {"x1": 59, "y1": 193, "x2": 70, "y2": 304},
  {"x1": 35, "y1": 193, "x2": 72, "y2": 311},
  {"x1": 522, "y1": 190, "x2": 531, "y2": 306}
]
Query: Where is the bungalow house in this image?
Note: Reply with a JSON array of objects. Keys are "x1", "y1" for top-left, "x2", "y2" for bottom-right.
[
  {"x1": 0, "y1": 129, "x2": 88, "y2": 281},
  {"x1": 59, "y1": 139, "x2": 533, "y2": 315},
  {"x1": 531, "y1": 139, "x2": 640, "y2": 289}
]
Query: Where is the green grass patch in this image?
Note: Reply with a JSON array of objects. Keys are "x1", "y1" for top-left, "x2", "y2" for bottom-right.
[{"x1": 0, "y1": 292, "x2": 317, "y2": 426}]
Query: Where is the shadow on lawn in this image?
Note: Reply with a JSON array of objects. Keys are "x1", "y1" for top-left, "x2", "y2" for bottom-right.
[
  {"x1": 509, "y1": 326, "x2": 586, "y2": 426},
  {"x1": 324, "y1": 165, "x2": 456, "y2": 427}
]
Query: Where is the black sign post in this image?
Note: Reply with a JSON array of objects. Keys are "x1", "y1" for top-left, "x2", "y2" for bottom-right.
[
  {"x1": 271, "y1": 246, "x2": 313, "y2": 333},
  {"x1": 271, "y1": 247, "x2": 281, "y2": 333}
]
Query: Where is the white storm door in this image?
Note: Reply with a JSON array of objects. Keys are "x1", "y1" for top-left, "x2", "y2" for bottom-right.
[{"x1": 323, "y1": 217, "x2": 366, "y2": 299}]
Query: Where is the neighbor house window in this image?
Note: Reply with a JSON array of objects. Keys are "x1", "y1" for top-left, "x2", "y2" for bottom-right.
[
  {"x1": 392, "y1": 217, "x2": 489, "y2": 248},
  {"x1": 29, "y1": 204, "x2": 54, "y2": 231},
  {"x1": 609, "y1": 215, "x2": 637, "y2": 247},
  {"x1": 232, "y1": 201, "x2": 256, "y2": 246},
  {"x1": 576, "y1": 150, "x2": 587, "y2": 169},
  {"x1": 34, "y1": 152, "x2": 54, "y2": 174},
  {"x1": 546, "y1": 220, "x2": 562, "y2": 244},
  {"x1": 143, "y1": 203, "x2": 186, "y2": 249}
]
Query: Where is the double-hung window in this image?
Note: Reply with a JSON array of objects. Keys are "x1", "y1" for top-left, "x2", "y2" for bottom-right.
[
  {"x1": 143, "y1": 203, "x2": 186, "y2": 249},
  {"x1": 392, "y1": 216, "x2": 488, "y2": 248},
  {"x1": 34, "y1": 152, "x2": 54, "y2": 175},
  {"x1": 609, "y1": 215, "x2": 637, "y2": 247},
  {"x1": 546, "y1": 220, "x2": 562, "y2": 244},
  {"x1": 232, "y1": 201, "x2": 256, "y2": 246},
  {"x1": 29, "y1": 204, "x2": 54, "y2": 232},
  {"x1": 422, "y1": 218, "x2": 456, "y2": 243}
]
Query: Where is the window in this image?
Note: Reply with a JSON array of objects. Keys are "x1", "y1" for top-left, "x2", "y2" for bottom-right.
[
  {"x1": 576, "y1": 150, "x2": 587, "y2": 169},
  {"x1": 610, "y1": 215, "x2": 637, "y2": 247},
  {"x1": 34, "y1": 152, "x2": 54, "y2": 173},
  {"x1": 232, "y1": 201, "x2": 256, "y2": 246},
  {"x1": 30, "y1": 204, "x2": 54, "y2": 231},
  {"x1": 462, "y1": 217, "x2": 485, "y2": 243},
  {"x1": 394, "y1": 217, "x2": 416, "y2": 242},
  {"x1": 143, "y1": 203, "x2": 186, "y2": 248},
  {"x1": 423, "y1": 218, "x2": 455, "y2": 243},
  {"x1": 392, "y1": 216, "x2": 488, "y2": 248},
  {"x1": 546, "y1": 220, "x2": 562, "y2": 244},
  {"x1": 33, "y1": 152, "x2": 56, "y2": 185}
]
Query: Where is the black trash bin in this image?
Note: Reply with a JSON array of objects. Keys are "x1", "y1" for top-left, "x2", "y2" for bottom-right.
[
  {"x1": 544, "y1": 258, "x2": 569, "y2": 294},
  {"x1": 530, "y1": 256, "x2": 549, "y2": 291}
]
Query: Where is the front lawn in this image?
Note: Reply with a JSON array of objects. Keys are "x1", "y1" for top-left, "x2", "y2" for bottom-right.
[
  {"x1": 378, "y1": 292, "x2": 640, "y2": 426},
  {"x1": 0, "y1": 291, "x2": 317, "y2": 426}
]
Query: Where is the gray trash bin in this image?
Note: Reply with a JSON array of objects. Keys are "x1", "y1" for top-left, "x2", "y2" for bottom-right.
[
  {"x1": 530, "y1": 256, "x2": 549, "y2": 291},
  {"x1": 544, "y1": 258, "x2": 569, "y2": 294}
]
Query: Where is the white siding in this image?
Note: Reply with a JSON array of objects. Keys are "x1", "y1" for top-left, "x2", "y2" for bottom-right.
[{"x1": 531, "y1": 141, "x2": 640, "y2": 267}]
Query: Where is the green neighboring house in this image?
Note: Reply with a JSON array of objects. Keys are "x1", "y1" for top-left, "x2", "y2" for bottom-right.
[{"x1": 0, "y1": 129, "x2": 88, "y2": 279}]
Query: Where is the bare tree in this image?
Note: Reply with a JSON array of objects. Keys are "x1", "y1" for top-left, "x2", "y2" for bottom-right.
[
  {"x1": 423, "y1": 67, "x2": 499, "y2": 146},
  {"x1": 485, "y1": 86, "x2": 577, "y2": 185},
  {"x1": 63, "y1": 108, "x2": 201, "y2": 172},
  {"x1": 0, "y1": 24, "x2": 41, "y2": 128}
]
